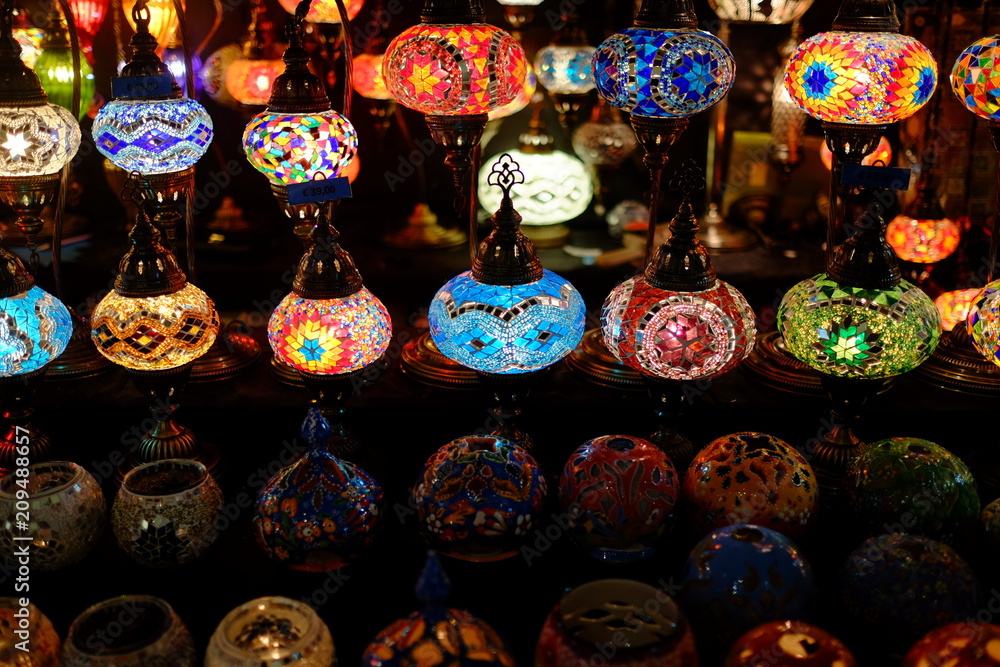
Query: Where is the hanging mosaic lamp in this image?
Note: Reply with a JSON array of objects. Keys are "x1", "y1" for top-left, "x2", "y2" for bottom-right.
[{"x1": 34, "y1": 12, "x2": 96, "y2": 121}]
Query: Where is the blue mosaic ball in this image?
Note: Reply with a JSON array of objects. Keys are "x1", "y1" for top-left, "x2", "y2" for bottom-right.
[
  {"x1": 0, "y1": 285, "x2": 73, "y2": 377},
  {"x1": 593, "y1": 28, "x2": 735, "y2": 118},
  {"x1": 679, "y1": 524, "x2": 815, "y2": 645},
  {"x1": 428, "y1": 269, "x2": 586, "y2": 374}
]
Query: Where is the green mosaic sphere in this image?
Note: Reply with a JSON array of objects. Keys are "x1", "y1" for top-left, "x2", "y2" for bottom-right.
[
  {"x1": 846, "y1": 438, "x2": 979, "y2": 545},
  {"x1": 777, "y1": 274, "x2": 941, "y2": 379}
]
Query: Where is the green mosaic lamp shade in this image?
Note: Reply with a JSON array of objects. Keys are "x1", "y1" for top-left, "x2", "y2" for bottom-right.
[{"x1": 777, "y1": 274, "x2": 941, "y2": 379}]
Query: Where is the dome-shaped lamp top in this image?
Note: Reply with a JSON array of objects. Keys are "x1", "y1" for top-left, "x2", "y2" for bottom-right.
[
  {"x1": 783, "y1": 30, "x2": 937, "y2": 125},
  {"x1": 383, "y1": 19, "x2": 528, "y2": 117},
  {"x1": 951, "y1": 35, "x2": 1000, "y2": 121}
]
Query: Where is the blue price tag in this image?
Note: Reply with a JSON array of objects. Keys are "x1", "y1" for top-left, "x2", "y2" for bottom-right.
[
  {"x1": 111, "y1": 74, "x2": 175, "y2": 99},
  {"x1": 286, "y1": 177, "x2": 353, "y2": 205},
  {"x1": 841, "y1": 164, "x2": 911, "y2": 190}
]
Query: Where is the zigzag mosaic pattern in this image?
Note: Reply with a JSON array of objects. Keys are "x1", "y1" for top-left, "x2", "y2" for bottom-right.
[
  {"x1": 429, "y1": 270, "x2": 585, "y2": 375},
  {"x1": 94, "y1": 98, "x2": 213, "y2": 175},
  {"x1": 594, "y1": 28, "x2": 735, "y2": 118},
  {"x1": 0, "y1": 286, "x2": 72, "y2": 376}
]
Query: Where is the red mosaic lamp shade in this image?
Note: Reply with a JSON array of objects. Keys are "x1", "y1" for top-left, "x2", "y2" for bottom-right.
[{"x1": 68, "y1": 0, "x2": 111, "y2": 52}]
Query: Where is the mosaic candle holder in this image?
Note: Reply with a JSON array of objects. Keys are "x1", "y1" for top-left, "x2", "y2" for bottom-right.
[
  {"x1": 904, "y1": 623, "x2": 1000, "y2": 666},
  {"x1": 0, "y1": 461, "x2": 105, "y2": 571},
  {"x1": 0, "y1": 285, "x2": 73, "y2": 377},
  {"x1": 205, "y1": 596, "x2": 335, "y2": 666},
  {"x1": 778, "y1": 274, "x2": 941, "y2": 379},
  {"x1": 594, "y1": 27, "x2": 735, "y2": 118},
  {"x1": 429, "y1": 269, "x2": 586, "y2": 375},
  {"x1": 243, "y1": 111, "x2": 358, "y2": 184},
  {"x1": 112, "y1": 458, "x2": 224, "y2": 568},
  {"x1": 93, "y1": 98, "x2": 213, "y2": 175},
  {"x1": 414, "y1": 435, "x2": 546, "y2": 562},
  {"x1": 783, "y1": 31, "x2": 937, "y2": 125},
  {"x1": 846, "y1": 437, "x2": 980, "y2": 545},
  {"x1": 91, "y1": 282, "x2": 220, "y2": 371},
  {"x1": 684, "y1": 432, "x2": 818, "y2": 536},
  {"x1": 558, "y1": 435, "x2": 679, "y2": 561},
  {"x1": 62, "y1": 596, "x2": 196, "y2": 666},
  {"x1": 268, "y1": 289, "x2": 392, "y2": 375},
  {"x1": 724, "y1": 621, "x2": 857, "y2": 667},
  {"x1": 536, "y1": 579, "x2": 698, "y2": 667},
  {"x1": 0, "y1": 103, "x2": 81, "y2": 177},
  {"x1": 0, "y1": 598, "x2": 60, "y2": 666},
  {"x1": 841, "y1": 533, "x2": 981, "y2": 654},
  {"x1": 952, "y1": 36, "x2": 1000, "y2": 121}
]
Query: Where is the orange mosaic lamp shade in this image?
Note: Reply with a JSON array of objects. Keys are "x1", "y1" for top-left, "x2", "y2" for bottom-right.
[
  {"x1": 383, "y1": 24, "x2": 528, "y2": 116},
  {"x1": 886, "y1": 214, "x2": 961, "y2": 264},
  {"x1": 277, "y1": 0, "x2": 364, "y2": 24},
  {"x1": 784, "y1": 31, "x2": 937, "y2": 124},
  {"x1": 935, "y1": 289, "x2": 981, "y2": 332},
  {"x1": 352, "y1": 53, "x2": 392, "y2": 100},
  {"x1": 226, "y1": 57, "x2": 285, "y2": 106}
]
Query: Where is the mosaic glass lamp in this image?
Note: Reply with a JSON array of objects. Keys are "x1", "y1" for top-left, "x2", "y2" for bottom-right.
[
  {"x1": 34, "y1": 13, "x2": 96, "y2": 121},
  {"x1": 951, "y1": 35, "x2": 1000, "y2": 122},
  {"x1": 489, "y1": 69, "x2": 536, "y2": 121},
  {"x1": 886, "y1": 183, "x2": 960, "y2": 265},
  {"x1": 93, "y1": 0, "x2": 213, "y2": 251},
  {"x1": 242, "y1": 1, "x2": 358, "y2": 245},
  {"x1": 935, "y1": 289, "x2": 980, "y2": 333},
  {"x1": 352, "y1": 51, "x2": 396, "y2": 137},
  {"x1": 534, "y1": 13, "x2": 596, "y2": 127},
  {"x1": 226, "y1": 0, "x2": 283, "y2": 106},
  {"x1": 123, "y1": 0, "x2": 182, "y2": 52},
  {"x1": 68, "y1": 0, "x2": 111, "y2": 55},
  {"x1": 277, "y1": 0, "x2": 364, "y2": 24},
  {"x1": 0, "y1": 7, "x2": 82, "y2": 273},
  {"x1": 90, "y1": 176, "x2": 221, "y2": 473},
  {"x1": 477, "y1": 108, "x2": 593, "y2": 248},
  {"x1": 708, "y1": 0, "x2": 814, "y2": 23},
  {"x1": 602, "y1": 163, "x2": 756, "y2": 467}
]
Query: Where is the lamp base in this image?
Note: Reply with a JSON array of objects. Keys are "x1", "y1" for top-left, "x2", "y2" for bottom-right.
[
  {"x1": 299, "y1": 369, "x2": 364, "y2": 458},
  {"x1": 522, "y1": 223, "x2": 570, "y2": 249},
  {"x1": 741, "y1": 330, "x2": 824, "y2": 397},
  {"x1": 272, "y1": 183, "x2": 323, "y2": 248},
  {"x1": 565, "y1": 328, "x2": 643, "y2": 391},
  {"x1": 913, "y1": 324, "x2": 1000, "y2": 396},
  {"x1": 382, "y1": 203, "x2": 467, "y2": 249},
  {"x1": 399, "y1": 331, "x2": 479, "y2": 389},
  {"x1": 643, "y1": 374, "x2": 695, "y2": 472},
  {"x1": 696, "y1": 203, "x2": 756, "y2": 252},
  {"x1": 146, "y1": 168, "x2": 195, "y2": 251},
  {"x1": 46, "y1": 311, "x2": 114, "y2": 380},
  {"x1": 272, "y1": 356, "x2": 306, "y2": 388},
  {"x1": 189, "y1": 328, "x2": 262, "y2": 382}
]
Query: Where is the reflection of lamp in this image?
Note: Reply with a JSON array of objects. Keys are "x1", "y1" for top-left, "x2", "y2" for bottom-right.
[
  {"x1": 225, "y1": 0, "x2": 283, "y2": 106},
  {"x1": 430, "y1": 156, "x2": 585, "y2": 444},
  {"x1": 91, "y1": 178, "x2": 221, "y2": 474},
  {"x1": 277, "y1": 0, "x2": 363, "y2": 23},
  {"x1": 707, "y1": 0, "x2": 813, "y2": 23},
  {"x1": 123, "y1": 0, "x2": 182, "y2": 53},
  {"x1": 0, "y1": 245, "x2": 72, "y2": 474},
  {"x1": 534, "y1": 13, "x2": 595, "y2": 128},
  {"x1": 478, "y1": 108, "x2": 592, "y2": 248},
  {"x1": 242, "y1": 3, "x2": 358, "y2": 246},
  {"x1": 603, "y1": 164, "x2": 756, "y2": 468},
  {"x1": 35, "y1": 14, "x2": 96, "y2": 121}
]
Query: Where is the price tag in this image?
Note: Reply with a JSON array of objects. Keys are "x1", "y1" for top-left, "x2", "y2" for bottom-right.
[
  {"x1": 286, "y1": 177, "x2": 353, "y2": 205},
  {"x1": 111, "y1": 74, "x2": 175, "y2": 99},
  {"x1": 841, "y1": 164, "x2": 911, "y2": 190}
]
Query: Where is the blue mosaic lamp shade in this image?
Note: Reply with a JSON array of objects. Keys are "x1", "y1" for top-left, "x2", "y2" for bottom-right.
[
  {"x1": 0, "y1": 285, "x2": 73, "y2": 377},
  {"x1": 535, "y1": 45, "x2": 597, "y2": 95},
  {"x1": 593, "y1": 28, "x2": 735, "y2": 117},
  {"x1": 428, "y1": 269, "x2": 586, "y2": 374},
  {"x1": 93, "y1": 97, "x2": 213, "y2": 175}
]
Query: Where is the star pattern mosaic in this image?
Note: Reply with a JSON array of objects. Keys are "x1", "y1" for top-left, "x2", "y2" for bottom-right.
[
  {"x1": 0, "y1": 286, "x2": 72, "y2": 377},
  {"x1": 602, "y1": 277, "x2": 756, "y2": 381},
  {"x1": 243, "y1": 110, "x2": 358, "y2": 185},
  {"x1": 0, "y1": 104, "x2": 81, "y2": 177},
  {"x1": 94, "y1": 98, "x2": 213, "y2": 175},
  {"x1": 91, "y1": 283, "x2": 220, "y2": 371},
  {"x1": 384, "y1": 24, "x2": 528, "y2": 116},
  {"x1": 784, "y1": 31, "x2": 938, "y2": 124},
  {"x1": 594, "y1": 28, "x2": 735, "y2": 118},
  {"x1": 429, "y1": 269, "x2": 586, "y2": 374},
  {"x1": 951, "y1": 36, "x2": 1000, "y2": 120},
  {"x1": 267, "y1": 289, "x2": 392, "y2": 375},
  {"x1": 778, "y1": 274, "x2": 941, "y2": 378}
]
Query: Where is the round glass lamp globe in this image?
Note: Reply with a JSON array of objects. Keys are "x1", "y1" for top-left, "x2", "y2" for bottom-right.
[
  {"x1": 243, "y1": 110, "x2": 358, "y2": 185},
  {"x1": 277, "y1": 0, "x2": 364, "y2": 24},
  {"x1": 428, "y1": 269, "x2": 586, "y2": 375},
  {"x1": 34, "y1": 48, "x2": 96, "y2": 121},
  {"x1": 352, "y1": 53, "x2": 392, "y2": 100},
  {"x1": 200, "y1": 44, "x2": 243, "y2": 107},
  {"x1": 886, "y1": 214, "x2": 960, "y2": 264},
  {"x1": 91, "y1": 283, "x2": 220, "y2": 371},
  {"x1": 778, "y1": 274, "x2": 941, "y2": 379},
  {"x1": 534, "y1": 45, "x2": 596, "y2": 95},
  {"x1": 383, "y1": 24, "x2": 528, "y2": 116},
  {"x1": 477, "y1": 149, "x2": 593, "y2": 226},
  {"x1": 225, "y1": 58, "x2": 285, "y2": 106},
  {"x1": 594, "y1": 28, "x2": 735, "y2": 117},
  {"x1": 708, "y1": 0, "x2": 813, "y2": 23},
  {"x1": 952, "y1": 36, "x2": 1000, "y2": 120},
  {"x1": 572, "y1": 116, "x2": 638, "y2": 167},
  {"x1": 0, "y1": 285, "x2": 73, "y2": 377},
  {"x1": 0, "y1": 104, "x2": 81, "y2": 177},
  {"x1": 267, "y1": 288, "x2": 392, "y2": 376},
  {"x1": 966, "y1": 280, "x2": 1000, "y2": 368},
  {"x1": 935, "y1": 289, "x2": 980, "y2": 332},
  {"x1": 602, "y1": 277, "x2": 757, "y2": 381},
  {"x1": 123, "y1": 0, "x2": 181, "y2": 51},
  {"x1": 93, "y1": 98, "x2": 213, "y2": 175},
  {"x1": 784, "y1": 32, "x2": 937, "y2": 124},
  {"x1": 489, "y1": 70, "x2": 536, "y2": 121}
]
